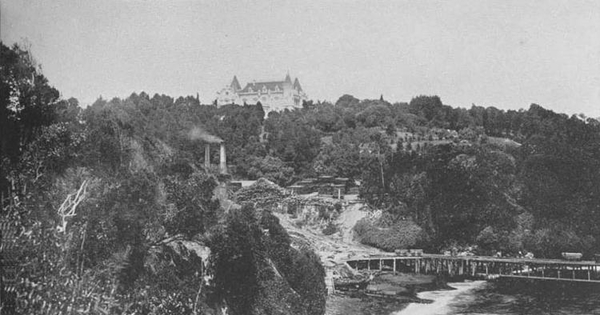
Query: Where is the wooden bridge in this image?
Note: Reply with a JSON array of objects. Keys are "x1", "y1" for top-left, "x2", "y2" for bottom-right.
[{"x1": 345, "y1": 254, "x2": 600, "y2": 283}]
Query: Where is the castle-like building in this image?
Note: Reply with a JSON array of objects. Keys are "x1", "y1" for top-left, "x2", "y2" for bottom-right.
[{"x1": 216, "y1": 73, "x2": 307, "y2": 113}]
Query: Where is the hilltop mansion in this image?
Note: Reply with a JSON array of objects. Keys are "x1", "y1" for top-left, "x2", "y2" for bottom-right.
[{"x1": 216, "y1": 73, "x2": 308, "y2": 113}]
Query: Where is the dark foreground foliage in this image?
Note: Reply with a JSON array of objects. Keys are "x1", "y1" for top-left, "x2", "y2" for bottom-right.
[
  {"x1": 208, "y1": 206, "x2": 326, "y2": 315},
  {"x1": 1, "y1": 42, "x2": 325, "y2": 314}
]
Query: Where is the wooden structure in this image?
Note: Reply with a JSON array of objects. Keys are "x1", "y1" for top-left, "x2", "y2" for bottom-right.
[
  {"x1": 345, "y1": 254, "x2": 600, "y2": 283},
  {"x1": 287, "y1": 176, "x2": 350, "y2": 198}
]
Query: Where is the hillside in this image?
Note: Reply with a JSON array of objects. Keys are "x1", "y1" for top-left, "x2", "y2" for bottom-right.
[{"x1": 4, "y1": 42, "x2": 600, "y2": 315}]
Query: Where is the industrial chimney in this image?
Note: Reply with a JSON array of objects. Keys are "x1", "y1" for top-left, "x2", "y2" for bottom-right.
[
  {"x1": 219, "y1": 143, "x2": 227, "y2": 174},
  {"x1": 204, "y1": 144, "x2": 211, "y2": 169}
]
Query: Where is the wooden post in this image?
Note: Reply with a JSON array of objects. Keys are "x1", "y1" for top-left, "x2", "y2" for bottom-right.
[
  {"x1": 444, "y1": 260, "x2": 448, "y2": 275},
  {"x1": 485, "y1": 264, "x2": 489, "y2": 275},
  {"x1": 541, "y1": 266, "x2": 545, "y2": 278},
  {"x1": 367, "y1": 260, "x2": 371, "y2": 271},
  {"x1": 379, "y1": 259, "x2": 382, "y2": 271},
  {"x1": 588, "y1": 269, "x2": 591, "y2": 281},
  {"x1": 558, "y1": 269, "x2": 561, "y2": 279},
  {"x1": 572, "y1": 268, "x2": 575, "y2": 280}
]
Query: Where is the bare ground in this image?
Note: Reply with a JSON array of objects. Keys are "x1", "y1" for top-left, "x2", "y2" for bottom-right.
[{"x1": 274, "y1": 201, "x2": 442, "y2": 315}]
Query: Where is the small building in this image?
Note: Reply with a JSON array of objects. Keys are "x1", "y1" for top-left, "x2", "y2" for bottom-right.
[
  {"x1": 229, "y1": 180, "x2": 257, "y2": 193},
  {"x1": 287, "y1": 176, "x2": 351, "y2": 199}
]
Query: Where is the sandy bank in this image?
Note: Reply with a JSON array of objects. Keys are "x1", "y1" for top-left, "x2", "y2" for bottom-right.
[{"x1": 326, "y1": 272, "x2": 451, "y2": 315}]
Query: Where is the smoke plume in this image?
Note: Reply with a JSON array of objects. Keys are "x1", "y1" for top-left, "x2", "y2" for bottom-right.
[{"x1": 188, "y1": 126, "x2": 223, "y2": 143}]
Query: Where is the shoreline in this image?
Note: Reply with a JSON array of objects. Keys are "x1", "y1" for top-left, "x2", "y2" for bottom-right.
[{"x1": 325, "y1": 272, "x2": 453, "y2": 315}]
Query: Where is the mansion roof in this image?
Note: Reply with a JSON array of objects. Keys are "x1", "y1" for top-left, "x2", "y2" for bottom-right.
[
  {"x1": 230, "y1": 73, "x2": 304, "y2": 95},
  {"x1": 239, "y1": 81, "x2": 287, "y2": 94}
]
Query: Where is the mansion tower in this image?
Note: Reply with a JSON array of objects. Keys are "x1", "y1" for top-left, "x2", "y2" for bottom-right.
[{"x1": 216, "y1": 73, "x2": 307, "y2": 113}]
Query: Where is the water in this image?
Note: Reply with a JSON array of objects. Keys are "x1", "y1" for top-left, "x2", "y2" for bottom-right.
[{"x1": 395, "y1": 280, "x2": 600, "y2": 315}]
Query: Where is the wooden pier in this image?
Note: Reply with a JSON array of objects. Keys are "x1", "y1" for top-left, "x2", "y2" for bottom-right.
[{"x1": 345, "y1": 254, "x2": 600, "y2": 283}]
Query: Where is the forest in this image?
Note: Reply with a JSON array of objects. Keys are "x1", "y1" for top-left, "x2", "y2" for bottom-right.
[{"x1": 3, "y1": 42, "x2": 600, "y2": 314}]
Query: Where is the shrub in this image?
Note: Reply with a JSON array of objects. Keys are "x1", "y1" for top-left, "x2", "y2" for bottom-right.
[
  {"x1": 322, "y1": 222, "x2": 338, "y2": 236},
  {"x1": 293, "y1": 220, "x2": 305, "y2": 229},
  {"x1": 233, "y1": 178, "x2": 287, "y2": 211},
  {"x1": 523, "y1": 226, "x2": 596, "y2": 259},
  {"x1": 317, "y1": 205, "x2": 332, "y2": 220},
  {"x1": 353, "y1": 218, "x2": 425, "y2": 251},
  {"x1": 476, "y1": 226, "x2": 499, "y2": 251}
]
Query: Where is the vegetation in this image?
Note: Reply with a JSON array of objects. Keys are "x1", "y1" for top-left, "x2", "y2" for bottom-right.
[
  {"x1": 4, "y1": 40, "x2": 600, "y2": 313},
  {"x1": 233, "y1": 178, "x2": 287, "y2": 211},
  {"x1": 322, "y1": 221, "x2": 339, "y2": 236},
  {"x1": 1, "y1": 42, "x2": 323, "y2": 315},
  {"x1": 353, "y1": 216, "x2": 427, "y2": 251}
]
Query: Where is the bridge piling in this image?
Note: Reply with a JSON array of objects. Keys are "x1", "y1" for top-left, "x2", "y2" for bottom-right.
[
  {"x1": 588, "y1": 269, "x2": 591, "y2": 281},
  {"x1": 344, "y1": 254, "x2": 600, "y2": 284}
]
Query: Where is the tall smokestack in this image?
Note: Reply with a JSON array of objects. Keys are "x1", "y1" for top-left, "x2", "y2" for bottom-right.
[
  {"x1": 219, "y1": 143, "x2": 227, "y2": 174},
  {"x1": 205, "y1": 144, "x2": 211, "y2": 169}
]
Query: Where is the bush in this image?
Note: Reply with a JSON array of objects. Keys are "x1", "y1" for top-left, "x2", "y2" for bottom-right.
[
  {"x1": 353, "y1": 218, "x2": 426, "y2": 251},
  {"x1": 322, "y1": 222, "x2": 338, "y2": 236},
  {"x1": 523, "y1": 226, "x2": 596, "y2": 259},
  {"x1": 233, "y1": 178, "x2": 287, "y2": 211},
  {"x1": 476, "y1": 226, "x2": 499, "y2": 251}
]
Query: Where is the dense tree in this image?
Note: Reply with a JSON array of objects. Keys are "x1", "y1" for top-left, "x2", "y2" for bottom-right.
[
  {"x1": 265, "y1": 110, "x2": 322, "y2": 174},
  {"x1": 243, "y1": 155, "x2": 295, "y2": 186},
  {"x1": 209, "y1": 205, "x2": 264, "y2": 315},
  {"x1": 1, "y1": 42, "x2": 61, "y2": 197}
]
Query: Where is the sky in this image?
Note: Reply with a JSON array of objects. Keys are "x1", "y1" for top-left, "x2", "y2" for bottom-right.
[{"x1": 2, "y1": 0, "x2": 599, "y2": 117}]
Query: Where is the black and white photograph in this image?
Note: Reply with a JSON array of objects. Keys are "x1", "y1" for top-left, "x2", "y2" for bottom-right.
[{"x1": 2, "y1": 1, "x2": 600, "y2": 314}]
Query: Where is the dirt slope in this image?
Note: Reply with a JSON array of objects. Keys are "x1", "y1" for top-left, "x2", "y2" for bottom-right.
[{"x1": 274, "y1": 201, "x2": 384, "y2": 266}]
